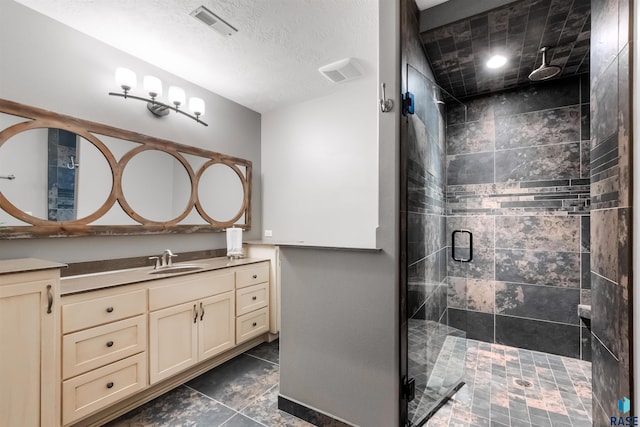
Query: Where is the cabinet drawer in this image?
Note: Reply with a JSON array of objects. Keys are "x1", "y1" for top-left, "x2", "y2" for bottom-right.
[
  {"x1": 235, "y1": 263, "x2": 269, "y2": 289},
  {"x1": 236, "y1": 307, "x2": 269, "y2": 344},
  {"x1": 149, "y1": 271, "x2": 234, "y2": 311},
  {"x1": 62, "y1": 289, "x2": 146, "y2": 333},
  {"x1": 62, "y1": 315, "x2": 146, "y2": 379},
  {"x1": 62, "y1": 353, "x2": 147, "y2": 425},
  {"x1": 236, "y1": 282, "x2": 268, "y2": 316}
]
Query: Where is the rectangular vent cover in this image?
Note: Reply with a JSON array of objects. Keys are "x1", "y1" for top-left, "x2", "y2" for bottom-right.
[
  {"x1": 318, "y1": 58, "x2": 363, "y2": 84},
  {"x1": 191, "y1": 6, "x2": 238, "y2": 37}
]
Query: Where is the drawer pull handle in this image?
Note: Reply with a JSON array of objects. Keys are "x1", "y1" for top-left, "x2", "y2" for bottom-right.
[
  {"x1": 106, "y1": 382, "x2": 114, "y2": 389},
  {"x1": 46, "y1": 285, "x2": 53, "y2": 314},
  {"x1": 252, "y1": 274, "x2": 257, "y2": 279},
  {"x1": 200, "y1": 302, "x2": 205, "y2": 321},
  {"x1": 106, "y1": 341, "x2": 114, "y2": 348},
  {"x1": 193, "y1": 304, "x2": 198, "y2": 324},
  {"x1": 252, "y1": 296, "x2": 257, "y2": 301},
  {"x1": 106, "y1": 306, "x2": 114, "y2": 313},
  {"x1": 252, "y1": 322, "x2": 257, "y2": 327}
]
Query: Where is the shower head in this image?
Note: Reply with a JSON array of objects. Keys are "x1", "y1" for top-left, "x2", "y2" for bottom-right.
[{"x1": 528, "y1": 47, "x2": 561, "y2": 81}]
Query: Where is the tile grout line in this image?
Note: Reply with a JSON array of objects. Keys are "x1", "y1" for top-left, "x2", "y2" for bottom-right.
[
  {"x1": 184, "y1": 383, "x2": 272, "y2": 427},
  {"x1": 244, "y1": 352, "x2": 280, "y2": 367}
]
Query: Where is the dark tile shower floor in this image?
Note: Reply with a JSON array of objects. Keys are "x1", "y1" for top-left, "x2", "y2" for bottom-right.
[
  {"x1": 426, "y1": 338, "x2": 592, "y2": 427},
  {"x1": 104, "y1": 337, "x2": 592, "y2": 427}
]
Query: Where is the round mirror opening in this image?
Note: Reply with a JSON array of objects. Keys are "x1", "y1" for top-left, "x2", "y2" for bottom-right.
[
  {"x1": 0, "y1": 128, "x2": 113, "y2": 223},
  {"x1": 198, "y1": 163, "x2": 245, "y2": 223},
  {"x1": 121, "y1": 150, "x2": 192, "y2": 222}
]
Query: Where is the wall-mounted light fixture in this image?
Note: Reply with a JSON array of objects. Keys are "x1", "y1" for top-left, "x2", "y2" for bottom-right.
[{"x1": 108, "y1": 67, "x2": 208, "y2": 127}]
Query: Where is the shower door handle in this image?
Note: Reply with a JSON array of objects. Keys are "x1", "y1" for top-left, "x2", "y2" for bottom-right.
[{"x1": 452, "y1": 229, "x2": 473, "y2": 262}]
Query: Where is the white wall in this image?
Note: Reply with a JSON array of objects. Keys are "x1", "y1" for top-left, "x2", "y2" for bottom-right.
[
  {"x1": 0, "y1": 1, "x2": 261, "y2": 262},
  {"x1": 261, "y1": 77, "x2": 378, "y2": 248}
]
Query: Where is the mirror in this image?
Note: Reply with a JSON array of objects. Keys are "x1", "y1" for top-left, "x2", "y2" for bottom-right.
[
  {"x1": 0, "y1": 98, "x2": 252, "y2": 238},
  {"x1": 198, "y1": 162, "x2": 245, "y2": 223},
  {"x1": 121, "y1": 149, "x2": 192, "y2": 223},
  {"x1": 0, "y1": 128, "x2": 113, "y2": 225}
]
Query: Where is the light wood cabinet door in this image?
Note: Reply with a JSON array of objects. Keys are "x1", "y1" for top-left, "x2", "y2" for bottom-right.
[
  {"x1": 149, "y1": 302, "x2": 198, "y2": 384},
  {"x1": 0, "y1": 278, "x2": 59, "y2": 427},
  {"x1": 198, "y1": 291, "x2": 235, "y2": 361}
]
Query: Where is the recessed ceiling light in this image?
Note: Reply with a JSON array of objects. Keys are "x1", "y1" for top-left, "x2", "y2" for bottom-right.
[{"x1": 487, "y1": 55, "x2": 507, "y2": 69}]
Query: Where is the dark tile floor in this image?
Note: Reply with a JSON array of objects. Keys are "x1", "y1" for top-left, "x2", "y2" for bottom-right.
[
  {"x1": 426, "y1": 338, "x2": 592, "y2": 427},
  {"x1": 408, "y1": 319, "x2": 466, "y2": 423},
  {"x1": 105, "y1": 340, "x2": 313, "y2": 427},
  {"x1": 105, "y1": 337, "x2": 592, "y2": 427}
]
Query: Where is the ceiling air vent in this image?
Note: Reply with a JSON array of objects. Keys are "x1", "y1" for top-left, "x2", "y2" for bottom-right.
[
  {"x1": 190, "y1": 5, "x2": 238, "y2": 37},
  {"x1": 318, "y1": 58, "x2": 363, "y2": 84}
]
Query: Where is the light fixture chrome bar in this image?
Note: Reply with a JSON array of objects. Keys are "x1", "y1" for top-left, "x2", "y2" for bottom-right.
[
  {"x1": 0, "y1": 174, "x2": 15, "y2": 180},
  {"x1": 108, "y1": 92, "x2": 209, "y2": 127}
]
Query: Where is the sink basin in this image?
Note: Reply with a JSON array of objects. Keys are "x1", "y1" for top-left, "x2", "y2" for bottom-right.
[{"x1": 148, "y1": 264, "x2": 204, "y2": 275}]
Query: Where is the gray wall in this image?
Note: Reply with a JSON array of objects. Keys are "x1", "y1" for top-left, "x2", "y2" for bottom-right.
[
  {"x1": 445, "y1": 76, "x2": 591, "y2": 360},
  {"x1": 589, "y1": 0, "x2": 634, "y2": 424},
  {"x1": 278, "y1": 1, "x2": 400, "y2": 425},
  {"x1": 0, "y1": 1, "x2": 261, "y2": 263}
]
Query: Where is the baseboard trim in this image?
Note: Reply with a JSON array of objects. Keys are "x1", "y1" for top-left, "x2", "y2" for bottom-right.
[{"x1": 277, "y1": 394, "x2": 354, "y2": 427}]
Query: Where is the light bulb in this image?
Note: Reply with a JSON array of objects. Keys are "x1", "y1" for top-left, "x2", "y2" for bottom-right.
[
  {"x1": 115, "y1": 67, "x2": 136, "y2": 92},
  {"x1": 486, "y1": 55, "x2": 507, "y2": 69},
  {"x1": 189, "y1": 97, "x2": 205, "y2": 117},
  {"x1": 168, "y1": 86, "x2": 186, "y2": 107},
  {"x1": 143, "y1": 76, "x2": 162, "y2": 98}
]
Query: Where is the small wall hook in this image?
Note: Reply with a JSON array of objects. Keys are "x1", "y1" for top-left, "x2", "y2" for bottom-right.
[
  {"x1": 379, "y1": 83, "x2": 394, "y2": 113},
  {"x1": 0, "y1": 174, "x2": 15, "y2": 180},
  {"x1": 63, "y1": 155, "x2": 79, "y2": 169}
]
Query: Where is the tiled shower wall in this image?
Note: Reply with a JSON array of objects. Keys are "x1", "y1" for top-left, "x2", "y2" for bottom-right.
[
  {"x1": 444, "y1": 75, "x2": 591, "y2": 360},
  {"x1": 589, "y1": 0, "x2": 633, "y2": 424}
]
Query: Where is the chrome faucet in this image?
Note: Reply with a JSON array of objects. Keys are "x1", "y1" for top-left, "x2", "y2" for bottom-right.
[
  {"x1": 149, "y1": 249, "x2": 178, "y2": 270},
  {"x1": 161, "y1": 249, "x2": 177, "y2": 267}
]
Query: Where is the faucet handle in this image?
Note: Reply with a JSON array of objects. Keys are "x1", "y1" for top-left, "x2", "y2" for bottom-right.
[
  {"x1": 167, "y1": 252, "x2": 177, "y2": 267},
  {"x1": 148, "y1": 256, "x2": 161, "y2": 269}
]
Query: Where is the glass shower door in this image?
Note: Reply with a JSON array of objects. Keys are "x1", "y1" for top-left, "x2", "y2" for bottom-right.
[{"x1": 403, "y1": 64, "x2": 467, "y2": 426}]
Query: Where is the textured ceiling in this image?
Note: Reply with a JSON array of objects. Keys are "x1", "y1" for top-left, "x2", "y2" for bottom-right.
[
  {"x1": 13, "y1": 0, "x2": 377, "y2": 113},
  {"x1": 420, "y1": 0, "x2": 590, "y2": 100}
]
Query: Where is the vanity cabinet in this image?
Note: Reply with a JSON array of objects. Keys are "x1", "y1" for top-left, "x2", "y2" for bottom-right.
[
  {"x1": 235, "y1": 263, "x2": 270, "y2": 344},
  {"x1": 0, "y1": 259, "x2": 64, "y2": 427},
  {"x1": 59, "y1": 259, "x2": 271, "y2": 426},
  {"x1": 61, "y1": 288, "x2": 147, "y2": 425},
  {"x1": 148, "y1": 271, "x2": 235, "y2": 384}
]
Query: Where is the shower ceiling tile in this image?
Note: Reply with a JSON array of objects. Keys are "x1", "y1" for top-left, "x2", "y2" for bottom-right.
[{"x1": 420, "y1": 0, "x2": 590, "y2": 99}]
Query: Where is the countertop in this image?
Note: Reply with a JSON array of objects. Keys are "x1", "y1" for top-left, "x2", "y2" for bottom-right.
[
  {"x1": 60, "y1": 257, "x2": 268, "y2": 295},
  {"x1": 244, "y1": 240, "x2": 381, "y2": 252},
  {"x1": 0, "y1": 258, "x2": 67, "y2": 275}
]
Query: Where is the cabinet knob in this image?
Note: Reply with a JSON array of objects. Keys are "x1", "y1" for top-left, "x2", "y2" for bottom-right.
[
  {"x1": 252, "y1": 296, "x2": 257, "y2": 301},
  {"x1": 106, "y1": 382, "x2": 114, "y2": 389},
  {"x1": 106, "y1": 341, "x2": 114, "y2": 348},
  {"x1": 252, "y1": 322, "x2": 257, "y2": 327},
  {"x1": 106, "y1": 306, "x2": 114, "y2": 313},
  {"x1": 252, "y1": 274, "x2": 257, "y2": 279}
]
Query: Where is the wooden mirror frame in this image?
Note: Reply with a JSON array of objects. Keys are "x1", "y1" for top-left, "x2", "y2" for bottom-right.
[{"x1": 0, "y1": 98, "x2": 252, "y2": 238}]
